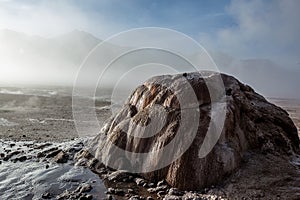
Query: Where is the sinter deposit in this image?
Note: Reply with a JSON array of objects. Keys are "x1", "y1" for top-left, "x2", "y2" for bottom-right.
[{"x1": 80, "y1": 72, "x2": 300, "y2": 199}]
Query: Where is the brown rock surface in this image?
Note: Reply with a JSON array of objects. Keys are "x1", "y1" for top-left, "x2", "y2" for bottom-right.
[{"x1": 88, "y1": 71, "x2": 300, "y2": 190}]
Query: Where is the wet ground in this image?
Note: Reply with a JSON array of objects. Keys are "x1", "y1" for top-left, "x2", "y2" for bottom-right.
[
  {"x1": 0, "y1": 87, "x2": 300, "y2": 199},
  {"x1": 0, "y1": 138, "x2": 106, "y2": 200},
  {"x1": 0, "y1": 87, "x2": 111, "y2": 142}
]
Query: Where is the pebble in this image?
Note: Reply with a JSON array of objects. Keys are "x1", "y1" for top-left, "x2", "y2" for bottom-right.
[
  {"x1": 37, "y1": 152, "x2": 45, "y2": 158},
  {"x1": 79, "y1": 194, "x2": 93, "y2": 200},
  {"x1": 53, "y1": 151, "x2": 68, "y2": 163},
  {"x1": 56, "y1": 183, "x2": 93, "y2": 200},
  {"x1": 147, "y1": 185, "x2": 168, "y2": 193},
  {"x1": 107, "y1": 170, "x2": 132, "y2": 182},
  {"x1": 34, "y1": 143, "x2": 52, "y2": 150},
  {"x1": 157, "y1": 191, "x2": 166, "y2": 197},
  {"x1": 148, "y1": 182, "x2": 155, "y2": 187},
  {"x1": 135, "y1": 178, "x2": 145, "y2": 186},
  {"x1": 15, "y1": 155, "x2": 27, "y2": 162},
  {"x1": 107, "y1": 187, "x2": 115, "y2": 194},
  {"x1": 168, "y1": 188, "x2": 184, "y2": 196},
  {"x1": 41, "y1": 192, "x2": 51, "y2": 199},
  {"x1": 128, "y1": 188, "x2": 134, "y2": 194},
  {"x1": 105, "y1": 187, "x2": 125, "y2": 196},
  {"x1": 3, "y1": 151, "x2": 21, "y2": 161},
  {"x1": 129, "y1": 195, "x2": 141, "y2": 200},
  {"x1": 45, "y1": 149, "x2": 61, "y2": 158},
  {"x1": 114, "y1": 189, "x2": 125, "y2": 196},
  {"x1": 143, "y1": 183, "x2": 148, "y2": 187},
  {"x1": 163, "y1": 195, "x2": 182, "y2": 200},
  {"x1": 77, "y1": 183, "x2": 93, "y2": 193},
  {"x1": 9, "y1": 143, "x2": 16, "y2": 147},
  {"x1": 157, "y1": 180, "x2": 167, "y2": 187},
  {"x1": 87, "y1": 158, "x2": 99, "y2": 168}
]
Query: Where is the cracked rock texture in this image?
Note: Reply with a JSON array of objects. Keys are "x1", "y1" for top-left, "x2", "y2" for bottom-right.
[{"x1": 89, "y1": 72, "x2": 299, "y2": 190}]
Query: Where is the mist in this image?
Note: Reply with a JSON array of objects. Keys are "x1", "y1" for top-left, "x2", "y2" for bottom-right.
[
  {"x1": 0, "y1": 0, "x2": 299, "y2": 99},
  {"x1": 0, "y1": 29, "x2": 100, "y2": 86},
  {"x1": 0, "y1": 28, "x2": 300, "y2": 99}
]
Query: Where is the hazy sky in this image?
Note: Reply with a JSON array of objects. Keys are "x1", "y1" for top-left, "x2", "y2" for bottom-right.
[{"x1": 0, "y1": 0, "x2": 299, "y2": 69}]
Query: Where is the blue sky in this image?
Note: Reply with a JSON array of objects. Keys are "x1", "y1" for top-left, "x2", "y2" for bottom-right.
[
  {"x1": 0, "y1": 0, "x2": 234, "y2": 39},
  {"x1": 71, "y1": 0, "x2": 234, "y2": 37},
  {"x1": 0, "y1": 0, "x2": 299, "y2": 68}
]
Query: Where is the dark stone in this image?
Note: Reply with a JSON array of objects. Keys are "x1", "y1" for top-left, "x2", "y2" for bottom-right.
[
  {"x1": 45, "y1": 149, "x2": 61, "y2": 158},
  {"x1": 78, "y1": 183, "x2": 92, "y2": 193},
  {"x1": 107, "y1": 170, "x2": 132, "y2": 182},
  {"x1": 157, "y1": 190, "x2": 166, "y2": 197},
  {"x1": 157, "y1": 180, "x2": 167, "y2": 187},
  {"x1": 15, "y1": 156, "x2": 27, "y2": 162},
  {"x1": 3, "y1": 151, "x2": 21, "y2": 161},
  {"x1": 168, "y1": 188, "x2": 184, "y2": 196},
  {"x1": 135, "y1": 178, "x2": 145, "y2": 186},
  {"x1": 42, "y1": 192, "x2": 51, "y2": 199},
  {"x1": 107, "y1": 195, "x2": 113, "y2": 200},
  {"x1": 9, "y1": 143, "x2": 15, "y2": 147},
  {"x1": 53, "y1": 151, "x2": 68, "y2": 163},
  {"x1": 129, "y1": 195, "x2": 141, "y2": 200},
  {"x1": 37, "y1": 152, "x2": 45, "y2": 158}
]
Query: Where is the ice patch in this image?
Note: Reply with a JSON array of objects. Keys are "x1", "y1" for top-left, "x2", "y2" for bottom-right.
[
  {"x1": 0, "y1": 118, "x2": 18, "y2": 126},
  {"x1": 48, "y1": 91, "x2": 57, "y2": 96},
  {"x1": 96, "y1": 105, "x2": 111, "y2": 111},
  {"x1": 29, "y1": 118, "x2": 74, "y2": 124},
  {"x1": 0, "y1": 139, "x2": 106, "y2": 199},
  {"x1": 0, "y1": 162, "x2": 106, "y2": 200},
  {"x1": 44, "y1": 118, "x2": 74, "y2": 122},
  {"x1": 28, "y1": 118, "x2": 46, "y2": 124},
  {"x1": 0, "y1": 89, "x2": 24, "y2": 95}
]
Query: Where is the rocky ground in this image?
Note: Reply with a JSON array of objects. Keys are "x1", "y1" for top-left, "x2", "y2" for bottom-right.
[
  {"x1": 1, "y1": 86, "x2": 300, "y2": 200},
  {"x1": 79, "y1": 73, "x2": 300, "y2": 200},
  {"x1": 0, "y1": 138, "x2": 225, "y2": 200},
  {"x1": 0, "y1": 138, "x2": 107, "y2": 199},
  {"x1": 0, "y1": 91, "x2": 111, "y2": 142},
  {"x1": 2, "y1": 138, "x2": 300, "y2": 200}
]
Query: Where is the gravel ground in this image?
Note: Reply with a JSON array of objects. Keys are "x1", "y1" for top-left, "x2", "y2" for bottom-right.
[
  {"x1": 0, "y1": 91, "x2": 111, "y2": 142},
  {"x1": 0, "y1": 88, "x2": 300, "y2": 200}
]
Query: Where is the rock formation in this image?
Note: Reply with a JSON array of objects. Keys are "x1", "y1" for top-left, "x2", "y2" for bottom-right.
[{"x1": 88, "y1": 71, "x2": 299, "y2": 190}]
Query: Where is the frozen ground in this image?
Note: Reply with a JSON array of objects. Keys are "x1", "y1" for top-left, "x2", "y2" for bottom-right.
[{"x1": 0, "y1": 139, "x2": 106, "y2": 200}]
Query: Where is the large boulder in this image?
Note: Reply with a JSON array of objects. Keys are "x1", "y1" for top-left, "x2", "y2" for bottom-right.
[{"x1": 88, "y1": 71, "x2": 299, "y2": 190}]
